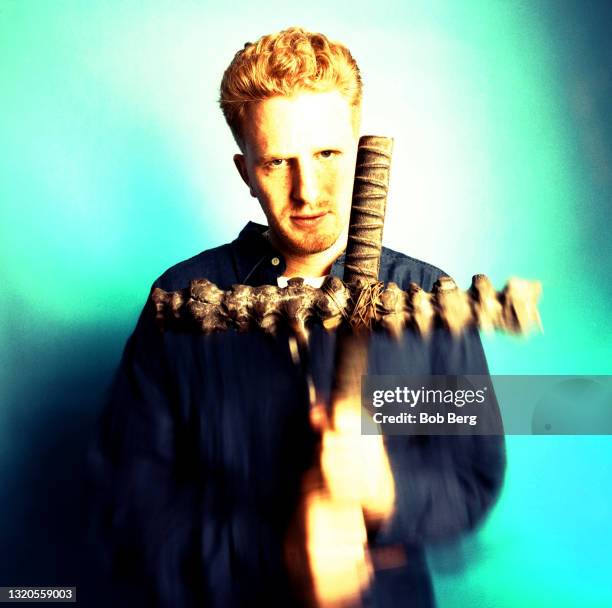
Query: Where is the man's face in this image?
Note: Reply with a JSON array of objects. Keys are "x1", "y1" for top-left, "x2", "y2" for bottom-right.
[{"x1": 234, "y1": 90, "x2": 360, "y2": 256}]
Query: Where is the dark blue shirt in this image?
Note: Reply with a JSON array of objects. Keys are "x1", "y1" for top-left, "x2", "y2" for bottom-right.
[{"x1": 90, "y1": 222, "x2": 506, "y2": 607}]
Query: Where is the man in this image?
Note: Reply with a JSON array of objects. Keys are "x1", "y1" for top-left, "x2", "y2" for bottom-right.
[{"x1": 90, "y1": 27, "x2": 505, "y2": 607}]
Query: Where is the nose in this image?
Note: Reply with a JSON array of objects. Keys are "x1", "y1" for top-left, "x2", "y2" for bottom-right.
[{"x1": 291, "y1": 158, "x2": 318, "y2": 207}]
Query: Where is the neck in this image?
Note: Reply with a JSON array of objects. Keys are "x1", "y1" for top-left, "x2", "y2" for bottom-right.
[{"x1": 269, "y1": 230, "x2": 347, "y2": 278}]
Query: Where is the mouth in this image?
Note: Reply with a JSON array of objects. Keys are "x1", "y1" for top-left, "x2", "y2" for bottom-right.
[{"x1": 291, "y1": 211, "x2": 329, "y2": 226}]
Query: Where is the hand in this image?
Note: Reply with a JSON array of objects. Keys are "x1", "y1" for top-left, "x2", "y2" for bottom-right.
[
  {"x1": 301, "y1": 481, "x2": 372, "y2": 607},
  {"x1": 312, "y1": 399, "x2": 396, "y2": 524},
  {"x1": 285, "y1": 399, "x2": 396, "y2": 607}
]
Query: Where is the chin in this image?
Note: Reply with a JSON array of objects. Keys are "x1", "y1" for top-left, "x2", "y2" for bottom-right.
[{"x1": 285, "y1": 232, "x2": 339, "y2": 255}]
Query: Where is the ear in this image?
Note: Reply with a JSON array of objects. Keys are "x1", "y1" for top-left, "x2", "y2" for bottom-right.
[{"x1": 234, "y1": 154, "x2": 257, "y2": 198}]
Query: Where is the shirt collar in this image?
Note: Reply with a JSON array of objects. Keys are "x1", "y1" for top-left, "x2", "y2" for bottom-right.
[{"x1": 231, "y1": 221, "x2": 347, "y2": 286}]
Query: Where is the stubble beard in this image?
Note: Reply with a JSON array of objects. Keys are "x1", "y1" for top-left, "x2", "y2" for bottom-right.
[{"x1": 271, "y1": 216, "x2": 342, "y2": 256}]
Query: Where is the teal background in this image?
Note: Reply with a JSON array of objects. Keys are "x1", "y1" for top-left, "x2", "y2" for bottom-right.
[{"x1": 1, "y1": 1, "x2": 611, "y2": 606}]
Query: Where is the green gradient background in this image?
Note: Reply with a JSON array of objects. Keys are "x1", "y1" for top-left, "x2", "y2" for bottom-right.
[{"x1": 1, "y1": 1, "x2": 611, "y2": 606}]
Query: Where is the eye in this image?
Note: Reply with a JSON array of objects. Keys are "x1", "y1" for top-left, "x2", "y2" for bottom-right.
[
  {"x1": 266, "y1": 158, "x2": 287, "y2": 168},
  {"x1": 319, "y1": 150, "x2": 338, "y2": 159}
]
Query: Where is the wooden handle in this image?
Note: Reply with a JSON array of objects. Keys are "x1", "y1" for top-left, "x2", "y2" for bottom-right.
[
  {"x1": 330, "y1": 135, "x2": 393, "y2": 409},
  {"x1": 343, "y1": 136, "x2": 394, "y2": 284}
]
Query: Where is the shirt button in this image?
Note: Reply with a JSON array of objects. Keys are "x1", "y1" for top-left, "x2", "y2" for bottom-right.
[{"x1": 271, "y1": 257, "x2": 280, "y2": 266}]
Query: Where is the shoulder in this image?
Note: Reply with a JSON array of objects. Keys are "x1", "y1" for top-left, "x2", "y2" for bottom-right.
[
  {"x1": 151, "y1": 222, "x2": 272, "y2": 291},
  {"x1": 153, "y1": 243, "x2": 236, "y2": 291},
  {"x1": 379, "y1": 246, "x2": 449, "y2": 291}
]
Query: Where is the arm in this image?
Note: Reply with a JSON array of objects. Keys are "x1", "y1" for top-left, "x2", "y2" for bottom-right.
[
  {"x1": 88, "y1": 294, "x2": 204, "y2": 607},
  {"x1": 374, "y1": 327, "x2": 506, "y2": 545}
]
